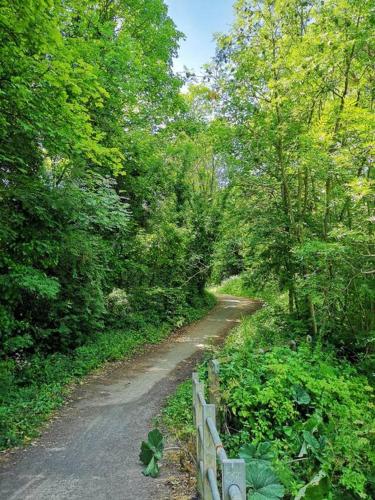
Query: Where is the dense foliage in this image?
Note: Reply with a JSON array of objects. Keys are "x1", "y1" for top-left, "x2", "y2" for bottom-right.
[
  {"x1": 1, "y1": 3, "x2": 373, "y2": 496},
  {"x1": 0, "y1": 0, "x2": 220, "y2": 448},
  {"x1": 0, "y1": 0, "x2": 221, "y2": 356},
  {"x1": 218, "y1": 310, "x2": 375, "y2": 499},
  {"x1": 211, "y1": 0, "x2": 374, "y2": 361},
  {"x1": 163, "y1": 288, "x2": 375, "y2": 499},
  {"x1": 205, "y1": 6, "x2": 375, "y2": 494},
  {"x1": 204, "y1": 5, "x2": 375, "y2": 489}
]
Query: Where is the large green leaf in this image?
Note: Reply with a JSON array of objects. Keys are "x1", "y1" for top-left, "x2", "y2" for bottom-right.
[
  {"x1": 292, "y1": 385, "x2": 311, "y2": 405},
  {"x1": 139, "y1": 441, "x2": 154, "y2": 466},
  {"x1": 147, "y1": 428, "x2": 164, "y2": 454},
  {"x1": 247, "y1": 463, "x2": 284, "y2": 500},
  {"x1": 300, "y1": 431, "x2": 326, "y2": 462},
  {"x1": 143, "y1": 456, "x2": 160, "y2": 478},
  {"x1": 240, "y1": 441, "x2": 275, "y2": 465},
  {"x1": 295, "y1": 471, "x2": 330, "y2": 500},
  {"x1": 139, "y1": 428, "x2": 164, "y2": 478}
]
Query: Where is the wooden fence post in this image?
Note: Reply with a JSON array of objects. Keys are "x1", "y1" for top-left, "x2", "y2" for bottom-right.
[
  {"x1": 192, "y1": 372, "x2": 199, "y2": 426},
  {"x1": 221, "y1": 459, "x2": 246, "y2": 500},
  {"x1": 193, "y1": 373, "x2": 204, "y2": 498},
  {"x1": 202, "y1": 404, "x2": 216, "y2": 499},
  {"x1": 193, "y1": 365, "x2": 246, "y2": 500}
]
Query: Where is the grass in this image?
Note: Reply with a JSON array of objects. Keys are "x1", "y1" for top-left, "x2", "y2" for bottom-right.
[
  {"x1": 162, "y1": 380, "x2": 194, "y2": 441},
  {"x1": 211, "y1": 274, "x2": 280, "y2": 303},
  {"x1": 211, "y1": 275, "x2": 255, "y2": 297},
  {"x1": 0, "y1": 292, "x2": 216, "y2": 451}
]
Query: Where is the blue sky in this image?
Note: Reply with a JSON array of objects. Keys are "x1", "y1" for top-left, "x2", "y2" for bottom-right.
[{"x1": 165, "y1": 0, "x2": 235, "y2": 74}]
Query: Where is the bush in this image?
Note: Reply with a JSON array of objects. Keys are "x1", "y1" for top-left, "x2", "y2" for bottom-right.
[
  {"x1": 213, "y1": 275, "x2": 255, "y2": 298},
  {"x1": 0, "y1": 175, "x2": 129, "y2": 355},
  {"x1": 218, "y1": 339, "x2": 375, "y2": 499}
]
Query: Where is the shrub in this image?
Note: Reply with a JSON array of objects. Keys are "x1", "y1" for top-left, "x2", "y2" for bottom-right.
[{"x1": 218, "y1": 342, "x2": 375, "y2": 499}]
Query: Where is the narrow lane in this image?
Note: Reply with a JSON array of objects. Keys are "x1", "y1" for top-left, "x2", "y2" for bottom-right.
[{"x1": 0, "y1": 295, "x2": 260, "y2": 500}]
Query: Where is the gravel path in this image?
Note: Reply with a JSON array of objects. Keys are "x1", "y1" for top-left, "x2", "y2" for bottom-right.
[{"x1": 0, "y1": 295, "x2": 260, "y2": 500}]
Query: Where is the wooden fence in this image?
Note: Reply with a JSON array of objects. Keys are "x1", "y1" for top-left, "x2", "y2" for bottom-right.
[{"x1": 192, "y1": 360, "x2": 246, "y2": 500}]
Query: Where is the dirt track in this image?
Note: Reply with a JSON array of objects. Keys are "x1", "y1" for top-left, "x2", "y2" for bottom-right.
[{"x1": 0, "y1": 295, "x2": 260, "y2": 500}]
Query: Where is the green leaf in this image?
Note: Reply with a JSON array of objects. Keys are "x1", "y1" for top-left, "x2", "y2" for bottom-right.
[
  {"x1": 246, "y1": 463, "x2": 284, "y2": 499},
  {"x1": 292, "y1": 385, "x2": 311, "y2": 405},
  {"x1": 240, "y1": 441, "x2": 275, "y2": 465},
  {"x1": 147, "y1": 428, "x2": 164, "y2": 453},
  {"x1": 257, "y1": 442, "x2": 275, "y2": 461},
  {"x1": 250, "y1": 485, "x2": 285, "y2": 500},
  {"x1": 295, "y1": 471, "x2": 330, "y2": 500},
  {"x1": 304, "y1": 412, "x2": 323, "y2": 433},
  {"x1": 139, "y1": 441, "x2": 154, "y2": 465},
  {"x1": 300, "y1": 431, "x2": 326, "y2": 463},
  {"x1": 240, "y1": 443, "x2": 257, "y2": 462},
  {"x1": 302, "y1": 431, "x2": 320, "y2": 452},
  {"x1": 142, "y1": 456, "x2": 160, "y2": 478},
  {"x1": 139, "y1": 428, "x2": 164, "y2": 478}
]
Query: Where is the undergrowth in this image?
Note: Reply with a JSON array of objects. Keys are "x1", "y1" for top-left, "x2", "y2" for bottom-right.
[
  {"x1": 163, "y1": 281, "x2": 375, "y2": 499},
  {"x1": 163, "y1": 380, "x2": 194, "y2": 442}
]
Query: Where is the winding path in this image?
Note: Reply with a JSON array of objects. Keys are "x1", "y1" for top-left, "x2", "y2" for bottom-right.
[{"x1": 0, "y1": 295, "x2": 260, "y2": 500}]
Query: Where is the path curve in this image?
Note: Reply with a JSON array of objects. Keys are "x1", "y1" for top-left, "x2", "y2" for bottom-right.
[{"x1": 0, "y1": 295, "x2": 260, "y2": 500}]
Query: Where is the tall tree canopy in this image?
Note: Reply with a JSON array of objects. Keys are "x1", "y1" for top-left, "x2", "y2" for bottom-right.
[
  {"x1": 0, "y1": 0, "x2": 220, "y2": 356},
  {"x1": 212, "y1": 0, "x2": 374, "y2": 356},
  {"x1": 1, "y1": 0, "x2": 373, "y2": 371}
]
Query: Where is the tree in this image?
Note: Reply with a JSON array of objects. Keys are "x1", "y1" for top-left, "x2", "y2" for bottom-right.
[{"x1": 211, "y1": 0, "x2": 374, "y2": 354}]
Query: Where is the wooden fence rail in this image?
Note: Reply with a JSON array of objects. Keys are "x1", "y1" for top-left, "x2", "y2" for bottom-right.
[{"x1": 192, "y1": 361, "x2": 246, "y2": 500}]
